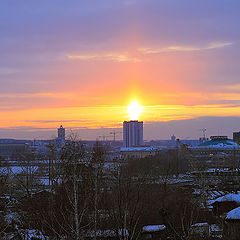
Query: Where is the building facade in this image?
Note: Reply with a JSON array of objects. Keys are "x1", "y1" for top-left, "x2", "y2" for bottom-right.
[
  {"x1": 120, "y1": 146, "x2": 163, "y2": 158},
  {"x1": 233, "y1": 132, "x2": 240, "y2": 143},
  {"x1": 188, "y1": 136, "x2": 240, "y2": 169},
  {"x1": 56, "y1": 125, "x2": 65, "y2": 147},
  {"x1": 123, "y1": 120, "x2": 143, "y2": 147},
  {"x1": 58, "y1": 125, "x2": 65, "y2": 139}
]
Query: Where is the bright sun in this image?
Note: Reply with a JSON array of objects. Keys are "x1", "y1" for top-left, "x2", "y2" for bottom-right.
[{"x1": 128, "y1": 100, "x2": 143, "y2": 120}]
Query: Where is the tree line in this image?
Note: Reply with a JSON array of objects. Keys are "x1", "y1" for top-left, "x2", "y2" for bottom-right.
[{"x1": 0, "y1": 140, "x2": 221, "y2": 239}]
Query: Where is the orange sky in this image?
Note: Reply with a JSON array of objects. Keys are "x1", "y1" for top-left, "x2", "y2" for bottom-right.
[
  {"x1": 1, "y1": 48, "x2": 240, "y2": 134},
  {"x1": 1, "y1": 0, "x2": 240, "y2": 139}
]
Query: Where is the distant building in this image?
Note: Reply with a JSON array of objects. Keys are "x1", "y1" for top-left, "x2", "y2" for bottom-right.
[
  {"x1": 58, "y1": 125, "x2": 65, "y2": 139},
  {"x1": 225, "y1": 206, "x2": 240, "y2": 239},
  {"x1": 123, "y1": 121, "x2": 143, "y2": 147},
  {"x1": 120, "y1": 146, "x2": 163, "y2": 158},
  {"x1": 170, "y1": 135, "x2": 177, "y2": 148},
  {"x1": 189, "y1": 136, "x2": 240, "y2": 168},
  {"x1": 56, "y1": 125, "x2": 65, "y2": 147},
  {"x1": 0, "y1": 143, "x2": 28, "y2": 160},
  {"x1": 171, "y1": 135, "x2": 176, "y2": 142},
  {"x1": 199, "y1": 137, "x2": 209, "y2": 145},
  {"x1": 33, "y1": 139, "x2": 53, "y2": 155},
  {"x1": 233, "y1": 132, "x2": 240, "y2": 144}
]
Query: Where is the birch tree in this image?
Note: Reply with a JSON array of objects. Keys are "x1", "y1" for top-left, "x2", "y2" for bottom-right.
[{"x1": 53, "y1": 140, "x2": 94, "y2": 240}]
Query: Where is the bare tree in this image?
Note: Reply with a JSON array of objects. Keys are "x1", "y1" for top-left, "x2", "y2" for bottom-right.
[
  {"x1": 52, "y1": 140, "x2": 94, "y2": 240},
  {"x1": 90, "y1": 141, "x2": 106, "y2": 240},
  {"x1": 0, "y1": 168, "x2": 10, "y2": 238},
  {"x1": 104, "y1": 167, "x2": 145, "y2": 240},
  {"x1": 10, "y1": 150, "x2": 41, "y2": 197}
]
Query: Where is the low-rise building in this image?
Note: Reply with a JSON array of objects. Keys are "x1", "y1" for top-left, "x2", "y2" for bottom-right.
[
  {"x1": 188, "y1": 136, "x2": 240, "y2": 169},
  {"x1": 120, "y1": 146, "x2": 164, "y2": 158},
  {"x1": 225, "y1": 206, "x2": 240, "y2": 239}
]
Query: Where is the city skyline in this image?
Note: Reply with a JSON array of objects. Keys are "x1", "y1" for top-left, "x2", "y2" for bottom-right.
[{"x1": 1, "y1": 0, "x2": 240, "y2": 139}]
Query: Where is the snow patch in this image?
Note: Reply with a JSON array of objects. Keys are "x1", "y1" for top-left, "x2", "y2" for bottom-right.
[
  {"x1": 142, "y1": 225, "x2": 166, "y2": 232},
  {"x1": 226, "y1": 206, "x2": 240, "y2": 220}
]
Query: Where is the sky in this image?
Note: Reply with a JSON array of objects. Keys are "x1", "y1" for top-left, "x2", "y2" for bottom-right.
[{"x1": 1, "y1": 0, "x2": 240, "y2": 140}]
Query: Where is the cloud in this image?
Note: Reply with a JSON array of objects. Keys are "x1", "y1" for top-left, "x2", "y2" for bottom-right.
[
  {"x1": 214, "y1": 93, "x2": 240, "y2": 101},
  {"x1": 2, "y1": 116, "x2": 240, "y2": 140},
  {"x1": 143, "y1": 116, "x2": 240, "y2": 140},
  {"x1": 0, "y1": 68, "x2": 21, "y2": 75},
  {"x1": 68, "y1": 55, "x2": 98, "y2": 60},
  {"x1": 68, "y1": 41, "x2": 233, "y2": 62},
  {"x1": 0, "y1": 92, "x2": 79, "y2": 111},
  {"x1": 68, "y1": 53, "x2": 141, "y2": 62},
  {"x1": 24, "y1": 120, "x2": 90, "y2": 123},
  {"x1": 221, "y1": 83, "x2": 240, "y2": 91},
  {"x1": 207, "y1": 42, "x2": 233, "y2": 49},
  {"x1": 0, "y1": 92, "x2": 74, "y2": 99},
  {"x1": 138, "y1": 41, "x2": 234, "y2": 54},
  {"x1": 0, "y1": 126, "x2": 57, "y2": 131}
]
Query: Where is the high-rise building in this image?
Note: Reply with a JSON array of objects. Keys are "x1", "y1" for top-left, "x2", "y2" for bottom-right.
[
  {"x1": 56, "y1": 125, "x2": 65, "y2": 147},
  {"x1": 123, "y1": 120, "x2": 143, "y2": 147},
  {"x1": 58, "y1": 125, "x2": 65, "y2": 140}
]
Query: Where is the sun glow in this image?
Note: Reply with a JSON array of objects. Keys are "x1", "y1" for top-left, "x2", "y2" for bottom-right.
[{"x1": 128, "y1": 100, "x2": 143, "y2": 120}]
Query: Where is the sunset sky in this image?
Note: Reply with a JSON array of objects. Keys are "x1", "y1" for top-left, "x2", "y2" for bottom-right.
[{"x1": 1, "y1": 0, "x2": 240, "y2": 140}]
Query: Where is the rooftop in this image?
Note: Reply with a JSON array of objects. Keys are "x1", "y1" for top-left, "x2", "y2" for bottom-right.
[
  {"x1": 226, "y1": 206, "x2": 240, "y2": 220},
  {"x1": 142, "y1": 225, "x2": 166, "y2": 232},
  {"x1": 197, "y1": 136, "x2": 239, "y2": 148},
  {"x1": 210, "y1": 192, "x2": 240, "y2": 205},
  {"x1": 120, "y1": 146, "x2": 164, "y2": 152}
]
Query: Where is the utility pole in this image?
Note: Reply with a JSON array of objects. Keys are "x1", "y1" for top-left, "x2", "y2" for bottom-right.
[{"x1": 47, "y1": 143, "x2": 55, "y2": 187}]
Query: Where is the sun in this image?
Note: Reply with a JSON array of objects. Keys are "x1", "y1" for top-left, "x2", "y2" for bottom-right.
[{"x1": 128, "y1": 100, "x2": 143, "y2": 120}]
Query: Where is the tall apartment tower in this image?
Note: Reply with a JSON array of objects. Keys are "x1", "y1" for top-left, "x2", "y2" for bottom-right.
[{"x1": 123, "y1": 121, "x2": 143, "y2": 147}]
